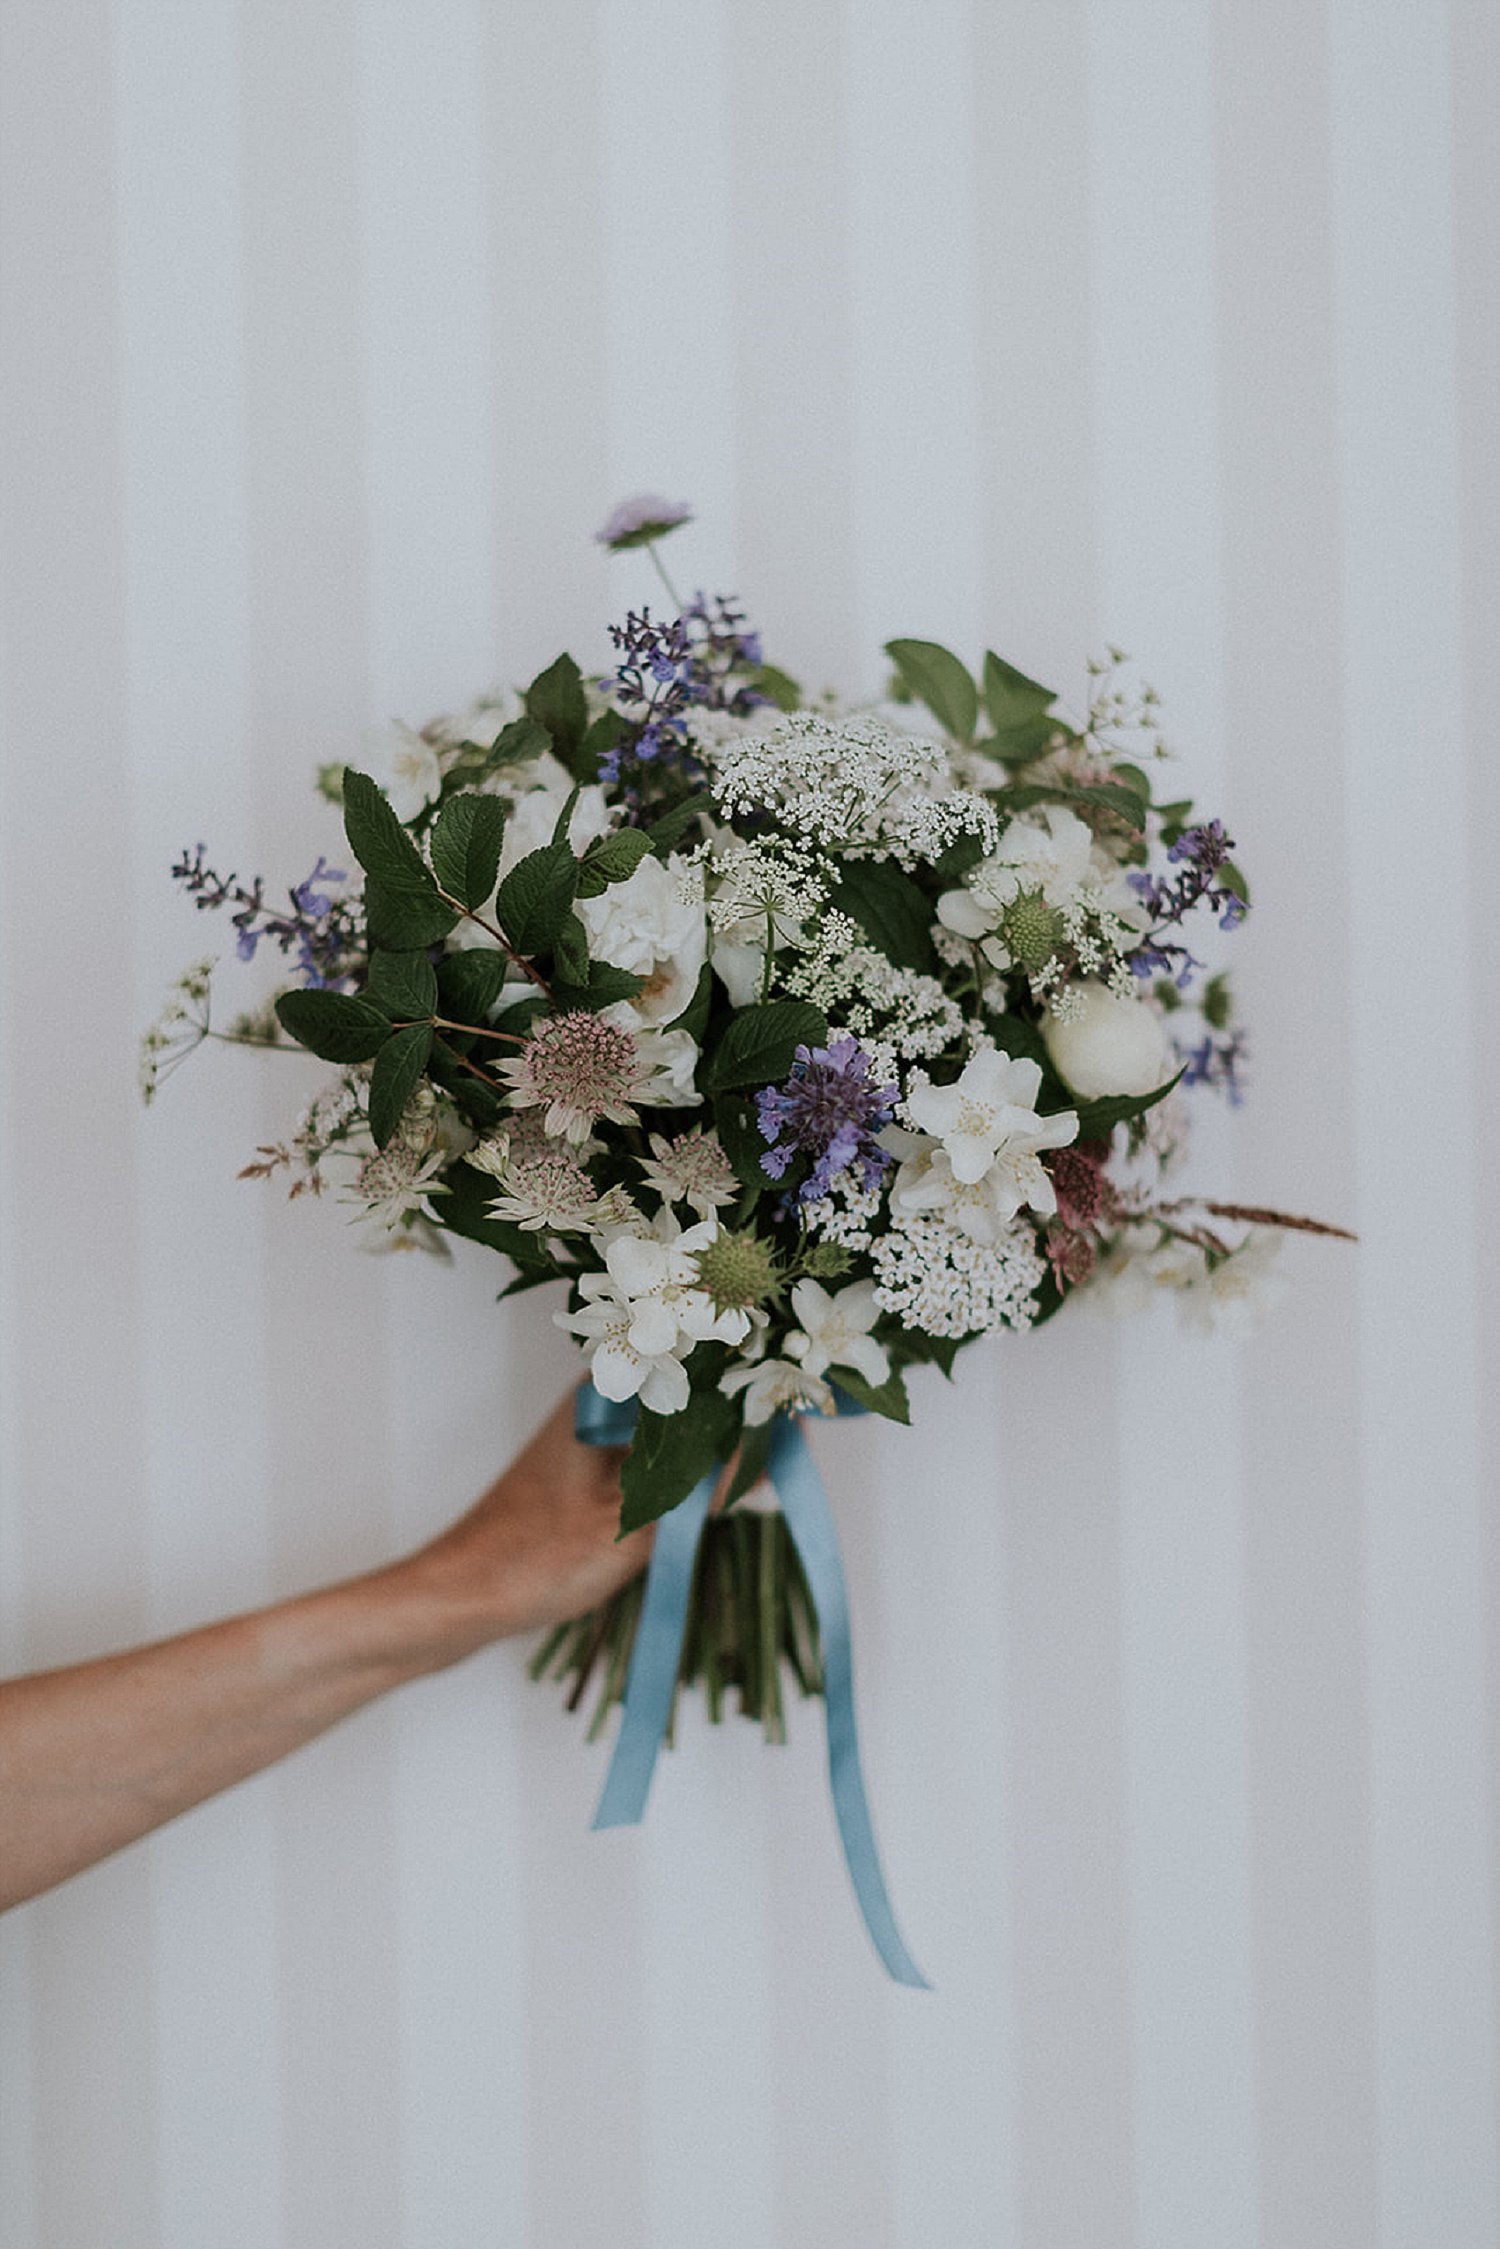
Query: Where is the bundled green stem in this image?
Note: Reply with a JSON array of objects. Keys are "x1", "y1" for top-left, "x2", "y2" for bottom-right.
[{"x1": 527, "y1": 1512, "x2": 824, "y2": 1745}]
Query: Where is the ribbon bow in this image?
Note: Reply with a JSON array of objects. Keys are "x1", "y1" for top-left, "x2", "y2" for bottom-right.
[{"x1": 575, "y1": 1383, "x2": 929, "y2": 1990}]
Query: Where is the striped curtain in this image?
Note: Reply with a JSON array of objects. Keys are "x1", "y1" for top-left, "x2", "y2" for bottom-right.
[{"x1": 2, "y1": 3, "x2": 1495, "y2": 2243}]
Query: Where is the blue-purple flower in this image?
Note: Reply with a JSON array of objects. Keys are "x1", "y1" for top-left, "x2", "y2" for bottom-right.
[{"x1": 756, "y1": 1037, "x2": 898, "y2": 1203}]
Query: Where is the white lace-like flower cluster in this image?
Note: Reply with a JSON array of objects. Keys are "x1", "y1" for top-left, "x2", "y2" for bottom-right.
[
  {"x1": 783, "y1": 911, "x2": 963, "y2": 1065},
  {"x1": 710, "y1": 711, "x2": 997, "y2": 868},
  {"x1": 871, "y1": 1213, "x2": 1048, "y2": 1337}
]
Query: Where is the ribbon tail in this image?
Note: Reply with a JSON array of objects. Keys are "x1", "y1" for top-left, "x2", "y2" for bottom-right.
[
  {"x1": 591, "y1": 1467, "x2": 715, "y2": 1829},
  {"x1": 769, "y1": 1416, "x2": 931, "y2": 1990}
]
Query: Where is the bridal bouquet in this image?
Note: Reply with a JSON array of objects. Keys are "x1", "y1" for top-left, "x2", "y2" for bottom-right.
[{"x1": 147, "y1": 498, "x2": 1343, "y2": 1979}]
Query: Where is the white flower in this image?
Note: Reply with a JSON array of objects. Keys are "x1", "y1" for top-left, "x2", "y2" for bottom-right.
[
  {"x1": 870, "y1": 1211, "x2": 1048, "y2": 1337},
  {"x1": 901, "y1": 1048, "x2": 1078, "y2": 1202},
  {"x1": 559, "y1": 1215, "x2": 750, "y2": 1410},
  {"x1": 638, "y1": 1128, "x2": 739, "y2": 1217},
  {"x1": 496, "y1": 759, "x2": 612, "y2": 879},
  {"x1": 634, "y1": 1026, "x2": 704, "y2": 1108},
  {"x1": 889, "y1": 1144, "x2": 1036, "y2": 1245},
  {"x1": 937, "y1": 807, "x2": 1144, "y2": 968},
  {"x1": 577, "y1": 852, "x2": 707, "y2": 1026},
  {"x1": 720, "y1": 1356, "x2": 836, "y2": 1427},
  {"x1": 1041, "y1": 980, "x2": 1171, "y2": 1099},
  {"x1": 710, "y1": 710, "x2": 997, "y2": 868},
  {"x1": 374, "y1": 727, "x2": 443, "y2": 823},
  {"x1": 782, "y1": 1278, "x2": 889, "y2": 1387}
]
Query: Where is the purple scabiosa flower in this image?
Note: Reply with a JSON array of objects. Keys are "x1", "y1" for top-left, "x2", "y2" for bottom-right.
[
  {"x1": 596, "y1": 494, "x2": 694, "y2": 551},
  {"x1": 756, "y1": 1036, "x2": 898, "y2": 1204}
]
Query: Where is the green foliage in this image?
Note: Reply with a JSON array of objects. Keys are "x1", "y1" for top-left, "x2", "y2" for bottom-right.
[
  {"x1": 368, "y1": 1021, "x2": 434, "y2": 1148},
  {"x1": 749, "y1": 662, "x2": 801, "y2": 711},
  {"x1": 363, "y1": 878, "x2": 458, "y2": 950},
  {"x1": 646, "y1": 792, "x2": 711, "y2": 856},
  {"x1": 435, "y1": 947, "x2": 509, "y2": 1023},
  {"x1": 999, "y1": 780, "x2": 1146, "y2": 824},
  {"x1": 363, "y1": 948, "x2": 438, "y2": 1023},
  {"x1": 430, "y1": 1158, "x2": 556, "y2": 1278},
  {"x1": 342, "y1": 769, "x2": 440, "y2": 899},
  {"x1": 982, "y1": 650, "x2": 1056, "y2": 733},
  {"x1": 551, "y1": 911, "x2": 590, "y2": 988},
  {"x1": 494, "y1": 840, "x2": 578, "y2": 955},
  {"x1": 274, "y1": 988, "x2": 390, "y2": 1064},
  {"x1": 799, "y1": 1241, "x2": 854, "y2": 1280},
  {"x1": 704, "y1": 1000, "x2": 827, "y2": 1094},
  {"x1": 1201, "y1": 972, "x2": 1232, "y2": 1031},
  {"x1": 829, "y1": 858, "x2": 936, "y2": 971},
  {"x1": 884, "y1": 638, "x2": 978, "y2": 743},
  {"x1": 573, "y1": 961, "x2": 645, "y2": 1010},
  {"x1": 575, "y1": 827, "x2": 652, "y2": 898},
  {"x1": 723, "y1": 1420, "x2": 774, "y2": 1507},
  {"x1": 572, "y1": 709, "x2": 625, "y2": 785},
  {"x1": 828, "y1": 1366, "x2": 910, "y2": 1424},
  {"x1": 1071, "y1": 1067, "x2": 1184, "y2": 1143},
  {"x1": 712, "y1": 1093, "x2": 771, "y2": 1198},
  {"x1": 894, "y1": 1331, "x2": 961, "y2": 1378},
  {"x1": 429, "y1": 792, "x2": 507, "y2": 909},
  {"x1": 618, "y1": 1391, "x2": 739, "y2": 1534},
  {"x1": 524, "y1": 653, "x2": 588, "y2": 762}
]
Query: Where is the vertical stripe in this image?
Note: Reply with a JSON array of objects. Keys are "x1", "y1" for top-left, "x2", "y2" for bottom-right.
[
  {"x1": 1087, "y1": 6, "x2": 1258, "y2": 2242},
  {"x1": 113, "y1": 3, "x2": 284, "y2": 2243},
  {"x1": 353, "y1": 10, "x2": 525, "y2": 2243},
  {"x1": 1329, "y1": 0, "x2": 1500, "y2": 2237},
  {"x1": 1211, "y1": 2, "x2": 1381, "y2": 2238}
]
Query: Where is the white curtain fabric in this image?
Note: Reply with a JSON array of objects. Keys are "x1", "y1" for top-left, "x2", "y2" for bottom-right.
[{"x1": 2, "y1": 3, "x2": 1496, "y2": 2243}]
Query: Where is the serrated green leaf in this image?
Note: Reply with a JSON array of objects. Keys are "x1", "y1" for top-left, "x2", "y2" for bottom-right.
[
  {"x1": 982, "y1": 650, "x2": 1057, "y2": 734},
  {"x1": 429, "y1": 792, "x2": 507, "y2": 909},
  {"x1": 583, "y1": 960, "x2": 644, "y2": 1007},
  {"x1": 646, "y1": 792, "x2": 711, "y2": 856},
  {"x1": 364, "y1": 877, "x2": 458, "y2": 950},
  {"x1": 524, "y1": 652, "x2": 587, "y2": 760},
  {"x1": 1000, "y1": 780, "x2": 1146, "y2": 823},
  {"x1": 274, "y1": 988, "x2": 391, "y2": 1063},
  {"x1": 584, "y1": 828, "x2": 652, "y2": 887},
  {"x1": 363, "y1": 949, "x2": 438, "y2": 1022},
  {"x1": 884, "y1": 638, "x2": 978, "y2": 743},
  {"x1": 435, "y1": 947, "x2": 510, "y2": 1024},
  {"x1": 829, "y1": 859, "x2": 936, "y2": 970},
  {"x1": 342, "y1": 768, "x2": 441, "y2": 898},
  {"x1": 494, "y1": 839, "x2": 578, "y2": 956},
  {"x1": 368, "y1": 1021, "x2": 434, "y2": 1148},
  {"x1": 1070, "y1": 1068, "x2": 1185, "y2": 1142},
  {"x1": 618, "y1": 1392, "x2": 738, "y2": 1535},
  {"x1": 553, "y1": 911, "x2": 590, "y2": 987},
  {"x1": 703, "y1": 1000, "x2": 827, "y2": 1093},
  {"x1": 828, "y1": 1366, "x2": 910, "y2": 1425}
]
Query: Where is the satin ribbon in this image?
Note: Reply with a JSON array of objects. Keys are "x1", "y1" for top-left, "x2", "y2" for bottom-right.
[{"x1": 575, "y1": 1383, "x2": 929, "y2": 1990}]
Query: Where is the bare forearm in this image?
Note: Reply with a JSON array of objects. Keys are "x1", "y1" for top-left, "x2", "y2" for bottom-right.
[{"x1": 0, "y1": 1561, "x2": 467, "y2": 1910}]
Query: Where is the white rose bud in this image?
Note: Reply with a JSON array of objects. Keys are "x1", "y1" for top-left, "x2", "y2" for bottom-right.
[{"x1": 1042, "y1": 981, "x2": 1171, "y2": 1100}]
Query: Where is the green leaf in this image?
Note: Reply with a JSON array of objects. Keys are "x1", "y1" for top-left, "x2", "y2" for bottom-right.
[
  {"x1": 524, "y1": 653, "x2": 587, "y2": 761},
  {"x1": 828, "y1": 1366, "x2": 910, "y2": 1425},
  {"x1": 1201, "y1": 972, "x2": 1232, "y2": 1031},
  {"x1": 571, "y1": 709, "x2": 625, "y2": 785},
  {"x1": 341, "y1": 768, "x2": 442, "y2": 899},
  {"x1": 829, "y1": 859, "x2": 936, "y2": 971},
  {"x1": 646, "y1": 792, "x2": 711, "y2": 856},
  {"x1": 580, "y1": 960, "x2": 644, "y2": 1009},
  {"x1": 426, "y1": 1040, "x2": 505, "y2": 1127},
  {"x1": 1219, "y1": 860, "x2": 1250, "y2": 907},
  {"x1": 491, "y1": 716, "x2": 550, "y2": 764},
  {"x1": 363, "y1": 949, "x2": 438, "y2": 1022},
  {"x1": 703, "y1": 1000, "x2": 827, "y2": 1094},
  {"x1": 712, "y1": 1093, "x2": 771, "y2": 1197},
  {"x1": 978, "y1": 714, "x2": 1066, "y2": 770},
  {"x1": 368, "y1": 1021, "x2": 434, "y2": 1148},
  {"x1": 429, "y1": 793, "x2": 507, "y2": 909},
  {"x1": 1071, "y1": 1068, "x2": 1185, "y2": 1143},
  {"x1": 749, "y1": 662, "x2": 801, "y2": 712},
  {"x1": 575, "y1": 827, "x2": 652, "y2": 898},
  {"x1": 884, "y1": 638, "x2": 978, "y2": 743},
  {"x1": 274, "y1": 988, "x2": 391, "y2": 1064},
  {"x1": 987, "y1": 1010, "x2": 1051, "y2": 1072},
  {"x1": 723, "y1": 1419, "x2": 774, "y2": 1507},
  {"x1": 552, "y1": 911, "x2": 590, "y2": 987},
  {"x1": 618, "y1": 1392, "x2": 738, "y2": 1535},
  {"x1": 435, "y1": 947, "x2": 510, "y2": 1024},
  {"x1": 982, "y1": 650, "x2": 1057, "y2": 734},
  {"x1": 494, "y1": 840, "x2": 578, "y2": 956},
  {"x1": 1000, "y1": 780, "x2": 1146, "y2": 823},
  {"x1": 364, "y1": 878, "x2": 458, "y2": 950},
  {"x1": 1110, "y1": 762, "x2": 1153, "y2": 805}
]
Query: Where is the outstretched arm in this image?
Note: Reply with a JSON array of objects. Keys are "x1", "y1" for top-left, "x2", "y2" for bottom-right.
[{"x1": 0, "y1": 1395, "x2": 647, "y2": 1912}]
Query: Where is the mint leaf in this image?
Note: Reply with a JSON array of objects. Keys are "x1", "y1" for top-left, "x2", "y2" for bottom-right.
[
  {"x1": 368, "y1": 1021, "x2": 434, "y2": 1148},
  {"x1": 342, "y1": 768, "x2": 441, "y2": 898},
  {"x1": 495, "y1": 840, "x2": 578, "y2": 956},
  {"x1": 364, "y1": 949, "x2": 437, "y2": 1022},
  {"x1": 274, "y1": 988, "x2": 390, "y2": 1064},
  {"x1": 429, "y1": 793, "x2": 507, "y2": 910},
  {"x1": 884, "y1": 639, "x2": 978, "y2": 743},
  {"x1": 704, "y1": 1001, "x2": 827, "y2": 1094}
]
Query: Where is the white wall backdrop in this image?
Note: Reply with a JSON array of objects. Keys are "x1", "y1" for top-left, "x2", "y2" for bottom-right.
[{"x1": 1, "y1": 2, "x2": 1496, "y2": 2244}]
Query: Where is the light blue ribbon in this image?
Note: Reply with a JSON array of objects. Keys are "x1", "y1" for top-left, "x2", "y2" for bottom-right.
[{"x1": 574, "y1": 1382, "x2": 929, "y2": 1990}]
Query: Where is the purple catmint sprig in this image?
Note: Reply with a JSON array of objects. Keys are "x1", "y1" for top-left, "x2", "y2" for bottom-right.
[
  {"x1": 757, "y1": 1036, "x2": 898, "y2": 1205},
  {"x1": 1126, "y1": 820, "x2": 1245, "y2": 989},
  {"x1": 171, "y1": 846, "x2": 362, "y2": 989},
  {"x1": 1176, "y1": 1026, "x2": 1248, "y2": 1106},
  {"x1": 601, "y1": 591, "x2": 770, "y2": 789}
]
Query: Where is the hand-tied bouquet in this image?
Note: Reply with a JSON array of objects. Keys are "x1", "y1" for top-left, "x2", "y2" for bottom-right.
[{"x1": 147, "y1": 496, "x2": 1346, "y2": 1980}]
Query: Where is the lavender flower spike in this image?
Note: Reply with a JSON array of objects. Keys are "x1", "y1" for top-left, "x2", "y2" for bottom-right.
[
  {"x1": 596, "y1": 494, "x2": 694, "y2": 551},
  {"x1": 757, "y1": 1036, "x2": 898, "y2": 1204}
]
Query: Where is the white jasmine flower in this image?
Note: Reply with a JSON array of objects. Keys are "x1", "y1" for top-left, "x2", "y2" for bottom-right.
[
  {"x1": 560, "y1": 1215, "x2": 751, "y2": 1409},
  {"x1": 937, "y1": 807, "x2": 1143, "y2": 970},
  {"x1": 638, "y1": 1128, "x2": 739, "y2": 1217},
  {"x1": 901, "y1": 1049, "x2": 1078, "y2": 1200},
  {"x1": 577, "y1": 851, "x2": 707, "y2": 1026},
  {"x1": 782, "y1": 1278, "x2": 889, "y2": 1387},
  {"x1": 720, "y1": 1356, "x2": 836, "y2": 1427},
  {"x1": 634, "y1": 1026, "x2": 704, "y2": 1108},
  {"x1": 1041, "y1": 980, "x2": 1171, "y2": 1099},
  {"x1": 889, "y1": 1144, "x2": 1040, "y2": 1245}
]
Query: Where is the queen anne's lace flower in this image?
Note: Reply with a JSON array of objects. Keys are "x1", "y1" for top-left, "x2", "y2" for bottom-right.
[
  {"x1": 710, "y1": 710, "x2": 996, "y2": 868},
  {"x1": 872, "y1": 1213, "x2": 1048, "y2": 1337}
]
